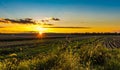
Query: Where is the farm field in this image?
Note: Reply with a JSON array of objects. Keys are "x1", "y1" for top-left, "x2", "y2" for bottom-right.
[
  {"x1": 0, "y1": 0, "x2": 120, "y2": 70},
  {"x1": 0, "y1": 33, "x2": 120, "y2": 70}
]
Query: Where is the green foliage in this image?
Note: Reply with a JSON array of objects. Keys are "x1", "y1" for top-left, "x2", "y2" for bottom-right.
[{"x1": 0, "y1": 37, "x2": 120, "y2": 70}]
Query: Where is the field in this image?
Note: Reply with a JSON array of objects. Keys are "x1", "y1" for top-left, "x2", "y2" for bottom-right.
[{"x1": 0, "y1": 33, "x2": 120, "y2": 70}]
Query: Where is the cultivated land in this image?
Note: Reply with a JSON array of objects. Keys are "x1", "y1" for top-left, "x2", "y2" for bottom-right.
[{"x1": 0, "y1": 33, "x2": 120, "y2": 70}]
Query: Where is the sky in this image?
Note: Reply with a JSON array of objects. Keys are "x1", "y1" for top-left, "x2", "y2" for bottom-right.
[{"x1": 0, "y1": 0, "x2": 120, "y2": 33}]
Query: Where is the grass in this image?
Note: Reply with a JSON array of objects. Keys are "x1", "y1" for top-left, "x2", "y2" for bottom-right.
[{"x1": 0, "y1": 37, "x2": 120, "y2": 70}]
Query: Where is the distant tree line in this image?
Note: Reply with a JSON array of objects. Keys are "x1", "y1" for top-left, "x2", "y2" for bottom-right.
[
  {"x1": 71, "y1": 32, "x2": 120, "y2": 35},
  {"x1": 0, "y1": 32, "x2": 120, "y2": 35}
]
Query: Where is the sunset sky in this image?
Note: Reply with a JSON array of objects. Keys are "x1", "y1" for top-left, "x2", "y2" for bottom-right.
[{"x1": 0, "y1": 0, "x2": 120, "y2": 33}]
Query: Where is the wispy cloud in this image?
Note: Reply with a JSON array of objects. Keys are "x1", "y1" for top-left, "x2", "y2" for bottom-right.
[
  {"x1": 0, "y1": 17, "x2": 91, "y2": 29},
  {"x1": 43, "y1": 26, "x2": 91, "y2": 29}
]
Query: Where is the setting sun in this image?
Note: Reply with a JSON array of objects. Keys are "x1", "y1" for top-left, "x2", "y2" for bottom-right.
[
  {"x1": 34, "y1": 25, "x2": 48, "y2": 35},
  {"x1": 39, "y1": 31, "x2": 43, "y2": 35},
  {"x1": 35, "y1": 26, "x2": 45, "y2": 38}
]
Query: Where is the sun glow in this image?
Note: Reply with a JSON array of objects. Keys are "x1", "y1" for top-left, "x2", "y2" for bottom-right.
[
  {"x1": 34, "y1": 25, "x2": 46, "y2": 38},
  {"x1": 39, "y1": 31, "x2": 43, "y2": 35},
  {"x1": 35, "y1": 26, "x2": 44, "y2": 34}
]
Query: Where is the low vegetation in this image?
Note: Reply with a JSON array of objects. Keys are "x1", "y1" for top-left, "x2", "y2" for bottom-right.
[{"x1": 0, "y1": 36, "x2": 120, "y2": 70}]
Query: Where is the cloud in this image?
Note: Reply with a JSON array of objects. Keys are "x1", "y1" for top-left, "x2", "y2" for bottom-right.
[
  {"x1": 0, "y1": 18, "x2": 9, "y2": 23},
  {"x1": 43, "y1": 23, "x2": 54, "y2": 26},
  {"x1": 0, "y1": 17, "x2": 60, "y2": 25},
  {"x1": 49, "y1": 17, "x2": 60, "y2": 21},
  {"x1": 0, "y1": 18, "x2": 35, "y2": 24},
  {"x1": 41, "y1": 17, "x2": 60, "y2": 23},
  {"x1": 41, "y1": 20, "x2": 49, "y2": 22},
  {"x1": 43, "y1": 26, "x2": 91, "y2": 29}
]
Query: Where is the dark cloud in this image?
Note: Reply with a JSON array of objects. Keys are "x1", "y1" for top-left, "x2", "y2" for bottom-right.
[
  {"x1": 0, "y1": 18, "x2": 35, "y2": 24},
  {"x1": 5, "y1": 18, "x2": 35, "y2": 24},
  {"x1": 0, "y1": 17, "x2": 60, "y2": 25},
  {"x1": 50, "y1": 17, "x2": 60, "y2": 21},
  {"x1": 41, "y1": 17, "x2": 60, "y2": 23}
]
